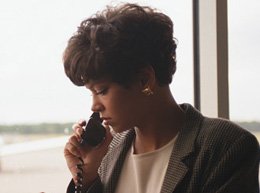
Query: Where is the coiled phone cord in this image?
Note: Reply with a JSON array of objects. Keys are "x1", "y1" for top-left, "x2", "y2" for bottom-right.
[
  {"x1": 74, "y1": 113, "x2": 106, "y2": 192},
  {"x1": 75, "y1": 157, "x2": 84, "y2": 193}
]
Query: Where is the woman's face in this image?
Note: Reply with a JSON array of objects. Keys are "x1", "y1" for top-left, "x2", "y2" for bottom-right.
[{"x1": 85, "y1": 80, "x2": 144, "y2": 133}]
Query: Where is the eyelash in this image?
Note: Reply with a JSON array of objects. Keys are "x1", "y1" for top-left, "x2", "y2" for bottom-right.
[{"x1": 95, "y1": 88, "x2": 108, "y2": 96}]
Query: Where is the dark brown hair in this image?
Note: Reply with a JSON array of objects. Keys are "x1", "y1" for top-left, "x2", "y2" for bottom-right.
[{"x1": 63, "y1": 3, "x2": 177, "y2": 86}]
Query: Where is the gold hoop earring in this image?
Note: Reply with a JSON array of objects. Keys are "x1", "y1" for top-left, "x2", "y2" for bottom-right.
[{"x1": 142, "y1": 86, "x2": 154, "y2": 96}]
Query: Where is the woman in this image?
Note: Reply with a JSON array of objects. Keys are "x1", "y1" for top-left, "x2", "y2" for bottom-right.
[{"x1": 63, "y1": 3, "x2": 259, "y2": 193}]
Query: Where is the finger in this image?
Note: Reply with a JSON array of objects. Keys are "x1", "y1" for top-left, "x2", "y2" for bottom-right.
[
  {"x1": 101, "y1": 125, "x2": 114, "y2": 146},
  {"x1": 64, "y1": 142, "x2": 81, "y2": 157},
  {"x1": 108, "y1": 125, "x2": 117, "y2": 137},
  {"x1": 69, "y1": 135, "x2": 81, "y2": 147},
  {"x1": 106, "y1": 125, "x2": 114, "y2": 139},
  {"x1": 64, "y1": 137, "x2": 81, "y2": 157},
  {"x1": 72, "y1": 124, "x2": 84, "y2": 140},
  {"x1": 78, "y1": 119, "x2": 86, "y2": 126},
  {"x1": 72, "y1": 123, "x2": 83, "y2": 132}
]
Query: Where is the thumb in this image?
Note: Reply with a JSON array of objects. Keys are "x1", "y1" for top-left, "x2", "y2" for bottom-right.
[{"x1": 103, "y1": 125, "x2": 114, "y2": 145}]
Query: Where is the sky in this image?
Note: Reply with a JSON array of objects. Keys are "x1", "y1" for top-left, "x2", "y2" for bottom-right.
[{"x1": 0, "y1": 0, "x2": 259, "y2": 124}]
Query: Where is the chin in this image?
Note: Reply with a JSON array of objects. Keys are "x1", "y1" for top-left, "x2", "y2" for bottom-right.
[{"x1": 111, "y1": 125, "x2": 132, "y2": 134}]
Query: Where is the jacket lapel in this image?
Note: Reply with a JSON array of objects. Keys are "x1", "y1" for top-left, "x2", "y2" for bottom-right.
[
  {"x1": 102, "y1": 129, "x2": 135, "y2": 193},
  {"x1": 160, "y1": 104, "x2": 203, "y2": 193},
  {"x1": 102, "y1": 104, "x2": 203, "y2": 193}
]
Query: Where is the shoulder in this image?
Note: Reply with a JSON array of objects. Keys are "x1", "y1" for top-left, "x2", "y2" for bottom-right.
[
  {"x1": 197, "y1": 116, "x2": 259, "y2": 156},
  {"x1": 180, "y1": 103, "x2": 259, "y2": 153},
  {"x1": 191, "y1": 117, "x2": 260, "y2": 192}
]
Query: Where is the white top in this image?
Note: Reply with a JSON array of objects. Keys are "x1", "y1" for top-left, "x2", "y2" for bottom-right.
[{"x1": 114, "y1": 135, "x2": 178, "y2": 193}]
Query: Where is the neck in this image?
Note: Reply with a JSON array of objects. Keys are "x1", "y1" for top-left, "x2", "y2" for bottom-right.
[{"x1": 133, "y1": 87, "x2": 185, "y2": 154}]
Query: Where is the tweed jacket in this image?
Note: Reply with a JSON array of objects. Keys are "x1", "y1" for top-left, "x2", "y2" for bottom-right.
[{"x1": 67, "y1": 103, "x2": 260, "y2": 193}]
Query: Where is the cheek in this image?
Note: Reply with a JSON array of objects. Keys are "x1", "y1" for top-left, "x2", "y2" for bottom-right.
[
  {"x1": 108, "y1": 91, "x2": 131, "y2": 110},
  {"x1": 114, "y1": 94, "x2": 136, "y2": 113},
  {"x1": 109, "y1": 100, "x2": 136, "y2": 128},
  {"x1": 107, "y1": 88, "x2": 142, "y2": 126},
  {"x1": 117, "y1": 101, "x2": 139, "y2": 127}
]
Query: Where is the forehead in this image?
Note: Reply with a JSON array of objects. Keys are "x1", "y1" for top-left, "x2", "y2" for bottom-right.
[{"x1": 84, "y1": 79, "x2": 111, "y2": 89}]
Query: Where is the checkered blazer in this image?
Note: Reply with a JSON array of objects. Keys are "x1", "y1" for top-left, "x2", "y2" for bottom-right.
[{"x1": 67, "y1": 103, "x2": 260, "y2": 193}]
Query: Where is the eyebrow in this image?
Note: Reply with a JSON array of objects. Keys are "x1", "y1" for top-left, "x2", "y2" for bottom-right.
[
  {"x1": 85, "y1": 80, "x2": 107, "y2": 90},
  {"x1": 85, "y1": 83, "x2": 93, "y2": 90},
  {"x1": 84, "y1": 80, "x2": 98, "y2": 90}
]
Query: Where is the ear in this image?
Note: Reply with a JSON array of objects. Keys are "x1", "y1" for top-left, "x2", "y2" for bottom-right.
[{"x1": 139, "y1": 65, "x2": 156, "y2": 89}]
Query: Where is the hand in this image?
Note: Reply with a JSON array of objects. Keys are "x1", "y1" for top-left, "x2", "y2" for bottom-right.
[{"x1": 64, "y1": 119, "x2": 113, "y2": 186}]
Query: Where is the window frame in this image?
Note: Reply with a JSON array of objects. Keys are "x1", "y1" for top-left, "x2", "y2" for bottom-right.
[{"x1": 193, "y1": 0, "x2": 229, "y2": 119}]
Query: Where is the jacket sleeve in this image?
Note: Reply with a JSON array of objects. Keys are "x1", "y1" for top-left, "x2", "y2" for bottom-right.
[
  {"x1": 67, "y1": 177, "x2": 102, "y2": 193},
  {"x1": 201, "y1": 133, "x2": 260, "y2": 193}
]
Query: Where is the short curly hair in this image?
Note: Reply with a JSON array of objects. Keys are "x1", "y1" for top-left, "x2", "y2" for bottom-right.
[{"x1": 63, "y1": 3, "x2": 177, "y2": 87}]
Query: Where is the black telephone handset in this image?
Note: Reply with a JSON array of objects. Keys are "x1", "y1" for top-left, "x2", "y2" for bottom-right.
[
  {"x1": 75, "y1": 113, "x2": 106, "y2": 193},
  {"x1": 80, "y1": 112, "x2": 106, "y2": 147}
]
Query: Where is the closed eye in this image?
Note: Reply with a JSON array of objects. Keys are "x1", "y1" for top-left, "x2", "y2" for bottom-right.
[{"x1": 95, "y1": 88, "x2": 108, "y2": 95}]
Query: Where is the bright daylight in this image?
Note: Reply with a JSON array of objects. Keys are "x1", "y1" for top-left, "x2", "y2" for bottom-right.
[{"x1": 0, "y1": 0, "x2": 259, "y2": 193}]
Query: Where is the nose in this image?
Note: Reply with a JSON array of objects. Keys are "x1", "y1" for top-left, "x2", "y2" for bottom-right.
[{"x1": 91, "y1": 96, "x2": 104, "y2": 112}]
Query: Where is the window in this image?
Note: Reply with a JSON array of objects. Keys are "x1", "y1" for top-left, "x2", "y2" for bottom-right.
[
  {"x1": 0, "y1": 1, "x2": 192, "y2": 192},
  {"x1": 228, "y1": 0, "x2": 260, "y2": 139}
]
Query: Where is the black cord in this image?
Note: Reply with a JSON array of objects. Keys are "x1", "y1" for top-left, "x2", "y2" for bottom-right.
[
  {"x1": 75, "y1": 157, "x2": 84, "y2": 193},
  {"x1": 74, "y1": 112, "x2": 105, "y2": 192}
]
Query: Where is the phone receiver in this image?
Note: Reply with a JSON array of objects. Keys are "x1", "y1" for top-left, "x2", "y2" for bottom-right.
[{"x1": 80, "y1": 112, "x2": 106, "y2": 147}]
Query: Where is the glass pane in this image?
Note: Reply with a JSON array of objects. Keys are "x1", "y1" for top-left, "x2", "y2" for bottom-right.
[
  {"x1": 228, "y1": 0, "x2": 260, "y2": 141},
  {"x1": 0, "y1": 1, "x2": 192, "y2": 192}
]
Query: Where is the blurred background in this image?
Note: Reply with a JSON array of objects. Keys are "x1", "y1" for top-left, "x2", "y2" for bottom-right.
[{"x1": 0, "y1": 0, "x2": 259, "y2": 192}]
